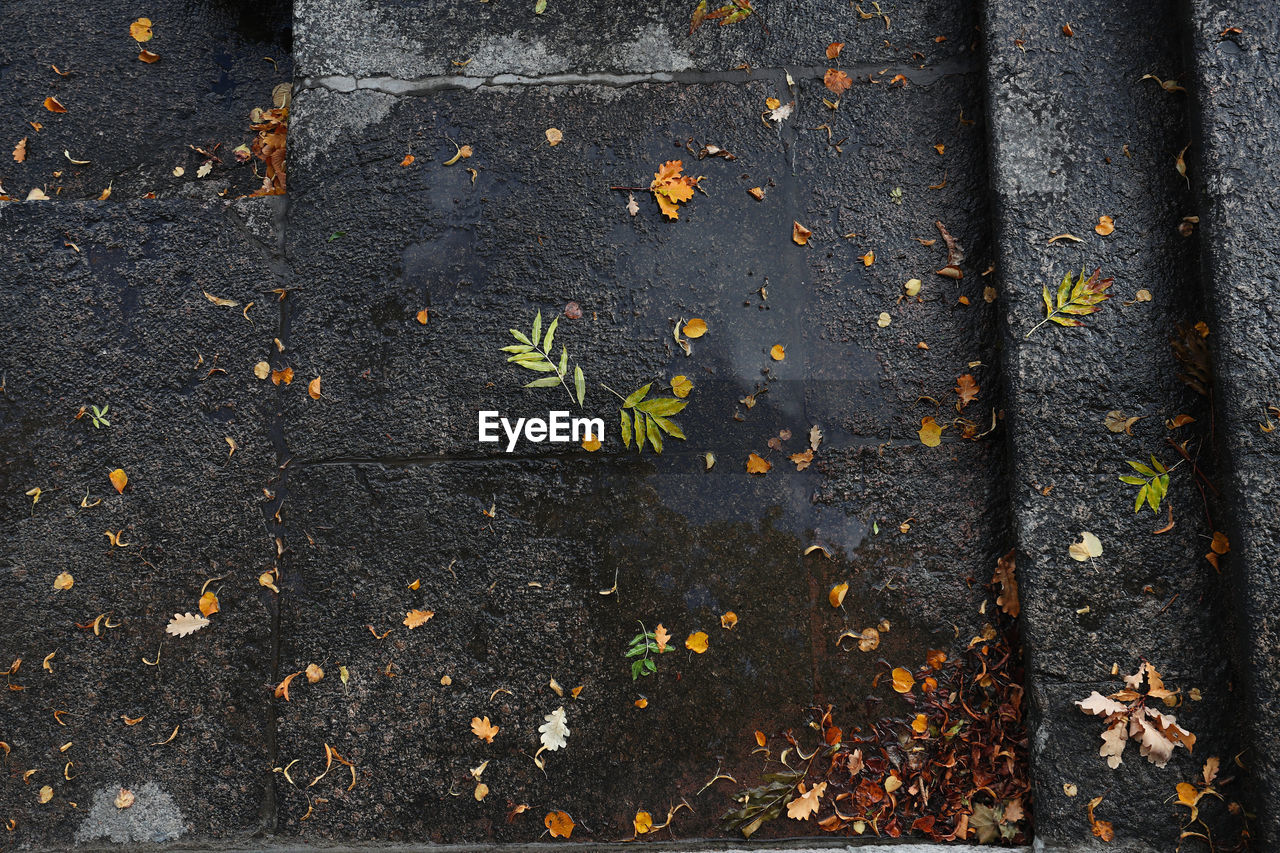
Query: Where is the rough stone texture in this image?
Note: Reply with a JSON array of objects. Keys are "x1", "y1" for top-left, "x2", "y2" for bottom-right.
[
  {"x1": 293, "y1": 0, "x2": 976, "y2": 80},
  {"x1": 0, "y1": 201, "x2": 283, "y2": 847},
  {"x1": 0, "y1": 0, "x2": 292, "y2": 201},
  {"x1": 985, "y1": 1, "x2": 1243, "y2": 849},
  {"x1": 274, "y1": 7, "x2": 1021, "y2": 842},
  {"x1": 1184, "y1": 1, "x2": 1280, "y2": 845}
]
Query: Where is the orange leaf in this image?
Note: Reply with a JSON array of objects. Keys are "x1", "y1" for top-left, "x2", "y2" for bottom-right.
[
  {"x1": 911, "y1": 713, "x2": 928, "y2": 733},
  {"x1": 271, "y1": 366, "x2": 294, "y2": 386},
  {"x1": 746, "y1": 452, "x2": 772, "y2": 474},
  {"x1": 685, "y1": 631, "x2": 709, "y2": 653},
  {"x1": 720, "y1": 611, "x2": 738, "y2": 629},
  {"x1": 108, "y1": 468, "x2": 128, "y2": 494},
  {"x1": 416, "y1": 308, "x2": 429, "y2": 324},
  {"x1": 471, "y1": 716, "x2": 499, "y2": 743},
  {"x1": 770, "y1": 344, "x2": 786, "y2": 361},
  {"x1": 198, "y1": 591, "x2": 219, "y2": 616},
  {"x1": 654, "y1": 624, "x2": 671, "y2": 652},
  {"x1": 544, "y1": 810, "x2": 574, "y2": 839},
  {"x1": 138, "y1": 50, "x2": 160, "y2": 63},
  {"x1": 826, "y1": 42, "x2": 845, "y2": 59},
  {"x1": 308, "y1": 376, "x2": 322, "y2": 399},
  {"x1": 274, "y1": 671, "x2": 301, "y2": 701},
  {"x1": 13, "y1": 137, "x2": 27, "y2": 163},
  {"x1": 955, "y1": 374, "x2": 979, "y2": 409},
  {"x1": 792, "y1": 221, "x2": 812, "y2": 245},
  {"x1": 633, "y1": 810, "x2": 653, "y2": 835},
  {"x1": 891, "y1": 666, "x2": 914, "y2": 693},
  {"x1": 1095, "y1": 215, "x2": 1115, "y2": 236},
  {"x1": 754, "y1": 730, "x2": 767, "y2": 746},
  {"x1": 926, "y1": 649, "x2": 947, "y2": 670},
  {"x1": 824, "y1": 69, "x2": 852, "y2": 95},
  {"x1": 400, "y1": 153, "x2": 415, "y2": 167},
  {"x1": 789, "y1": 448, "x2": 814, "y2": 471},
  {"x1": 44, "y1": 96, "x2": 67, "y2": 114},
  {"x1": 829, "y1": 582, "x2": 848, "y2": 608},
  {"x1": 403, "y1": 609, "x2": 434, "y2": 629}
]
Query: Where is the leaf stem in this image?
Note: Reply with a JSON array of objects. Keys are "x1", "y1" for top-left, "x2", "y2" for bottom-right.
[
  {"x1": 599, "y1": 382, "x2": 629, "y2": 403},
  {"x1": 532, "y1": 341, "x2": 577, "y2": 407},
  {"x1": 1025, "y1": 315, "x2": 1054, "y2": 338}
]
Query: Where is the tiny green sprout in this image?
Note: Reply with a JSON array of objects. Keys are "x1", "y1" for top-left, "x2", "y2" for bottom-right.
[
  {"x1": 89, "y1": 404, "x2": 110, "y2": 429},
  {"x1": 890, "y1": 186, "x2": 903, "y2": 205}
]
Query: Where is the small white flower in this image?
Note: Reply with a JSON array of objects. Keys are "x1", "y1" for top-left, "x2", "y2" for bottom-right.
[{"x1": 539, "y1": 706, "x2": 569, "y2": 751}]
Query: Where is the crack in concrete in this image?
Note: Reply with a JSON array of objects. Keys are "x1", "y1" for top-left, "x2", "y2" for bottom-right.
[{"x1": 298, "y1": 56, "x2": 977, "y2": 97}]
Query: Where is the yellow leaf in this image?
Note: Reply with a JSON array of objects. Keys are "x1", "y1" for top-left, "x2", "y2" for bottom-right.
[
  {"x1": 403, "y1": 609, "x2": 434, "y2": 629},
  {"x1": 544, "y1": 810, "x2": 574, "y2": 839},
  {"x1": 654, "y1": 624, "x2": 671, "y2": 652},
  {"x1": 861, "y1": 250, "x2": 875, "y2": 266},
  {"x1": 1068, "y1": 531, "x2": 1103, "y2": 561},
  {"x1": 53, "y1": 571, "x2": 74, "y2": 592},
  {"x1": 770, "y1": 344, "x2": 786, "y2": 361},
  {"x1": 545, "y1": 128, "x2": 563, "y2": 146},
  {"x1": 416, "y1": 308, "x2": 429, "y2": 324},
  {"x1": 891, "y1": 666, "x2": 914, "y2": 693},
  {"x1": 130, "y1": 17, "x2": 153, "y2": 42},
  {"x1": 829, "y1": 582, "x2": 848, "y2": 608},
  {"x1": 198, "y1": 591, "x2": 219, "y2": 616},
  {"x1": 917, "y1": 417, "x2": 942, "y2": 447},
  {"x1": 38, "y1": 785, "x2": 53, "y2": 804},
  {"x1": 474, "y1": 782, "x2": 489, "y2": 801},
  {"x1": 746, "y1": 452, "x2": 772, "y2": 474},
  {"x1": 471, "y1": 716, "x2": 499, "y2": 743},
  {"x1": 765, "y1": 97, "x2": 781, "y2": 110},
  {"x1": 108, "y1": 468, "x2": 128, "y2": 494},
  {"x1": 883, "y1": 774, "x2": 902, "y2": 793},
  {"x1": 911, "y1": 713, "x2": 928, "y2": 733},
  {"x1": 792, "y1": 221, "x2": 812, "y2": 245},
  {"x1": 634, "y1": 810, "x2": 653, "y2": 835},
  {"x1": 682, "y1": 318, "x2": 707, "y2": 338},
  {"x1": 685, "y1": 631, "x2": 709, "y2": 653},
  {"x1": 308, "y1": 376, "x2": 322, "y2": 399},
  {"x1": 671, "y1": 375, "x2": 693, "y2": 397},
  {"x1": 581, "y1": 435, "x2": 601, "y2": 451},
  {"x1": 1176, "y1": 782, "x2": 1201, "y2": 807}
]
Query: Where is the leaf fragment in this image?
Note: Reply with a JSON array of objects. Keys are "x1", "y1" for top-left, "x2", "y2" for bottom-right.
[{"x1": 165, "y1": 612, "x2": 210, "y2": 637}]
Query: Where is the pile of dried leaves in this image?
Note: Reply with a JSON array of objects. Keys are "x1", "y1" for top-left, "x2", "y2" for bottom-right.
[
  {"x1": 723, "y1": 613, "x2": 1029, "y2": 843},
  {"x1": 247, "y1": 102, "x2": 287, "y2": 196}
]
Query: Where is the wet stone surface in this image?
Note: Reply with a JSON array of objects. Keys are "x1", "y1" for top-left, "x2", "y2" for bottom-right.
[
  {"x1": 0, "y1": 0, "x2": 292, "y2": 201},
  {"x1": 985, "y1": 0, "x2": 1244, "y2": 848},
  {"x1": 294, "y1": 0, "x2": 976, "y2": 81},
  {"x1": 0, "y1": 202, "x2": 283, "y2": 847},
  {"x1": 274, "y1": 14, "x2": 1017, "y2": 841}
]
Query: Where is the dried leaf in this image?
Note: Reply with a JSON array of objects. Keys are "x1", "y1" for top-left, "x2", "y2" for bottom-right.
[
  {"x1": 403, "y1": 609, "x2": 434, "y2": 629},
  {"x1": 683, "y1": 318, "x2": 707, "y2": 338},
  {"x1": 165, "y1": 612, "x2": 210, "y2": 637},
  {"x1": 634, "y1": 810, "x2": 653, "y2": 835},
  {"x1": 671, "y1": 375, "x2": 693, "y2": 397},
  {"x1": 792, "y1": 221, "x2": 812, "y2": 245},
  {"x1": 891, "y1": 667, "x2": 915, "y2": 693},
  {"x1": 826, "y1": 42, "x2": 845, "y2": 59},
  {"x1": 544, "y1": 810, "x2": 574, "y2": 839},
  {"x1": 770, "y1": 344, "x2": 786, "y2": 361},
  {"x1": 789, "y1": 448, "x2": 814, "y2": 471},
  {"x1": 720, "y1": 611, "x2": 738, "y2": 629},
  {"x1": 471, "y1": 716, "x2": 499, "y2": 743},
  {"x1": 955, "y1": 374, "x2": 979, "y2": 409},
  {"x1": 198, "y1": 591, "x2": 219, "y2": 616},
  {"x1": 786, "y1": 781, "x2": 826, "y2": 820},
  {"x1": 918, "y1": 417, "x2": 942, "y2": 447},
  {"x1": 203, "y1": 291, "x2": 239, "y2": 307},
  {"x1": 308, "y1": 376, "x2": 322, "y2": 399},
  {"x1": 274, "y1": 671, "x2": 301, "y2": 701},
  {"x1": 686, "y1": 631, "x2": 709, "y2": 653},
  {"x1": 13, "y1": 137, "x2": 27, "y2": 163},
  {"x1": 650, "y1": 159, "x2": 701, "y2": 220},
  {"x1": 1068, "y1": 531, "x2": 1103, "y2": 561},
  {"x1": 654, "y1": 624, "x2": 671, "y2": 652},
  {"x1": 539, "y1": 706, "x2": 570, "y2": 751},
  {"x1": 306, "y1": 663, "x2": 324, "y2": 683},
  {"x1": 746, "y1": 452, "x2": 772, "y2": 474},
  {"x1": 829, "y1": 582, "x2": 848, "y2": 608},
  {"x1": 824, "y1": 69, "x2": 852, "y2": 95},
  {"x1": 53, "y1": 571, "x2": 74, "y2": 591},
  {"x1": 1095, "y1": 215, "x2": 1115, "y2": 236},
  {"x1": 109, "y1": 468, "x2": 128, "y2": 493},
  {"x1": 399, "y1": 153, "x2": 415, "y2": 167},
  {"x1": 992, "y1": 549, "x2": 1019, "y2": 617},
  {"x1": 626, "y1": 193, "x2": 639, "y2": 216},
  {"x1": 545, "y1": 128, "x2": 563, "y2": 146},
  {"x1": 130, "y1": 17, "x2": 153, "y2": 41}
]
